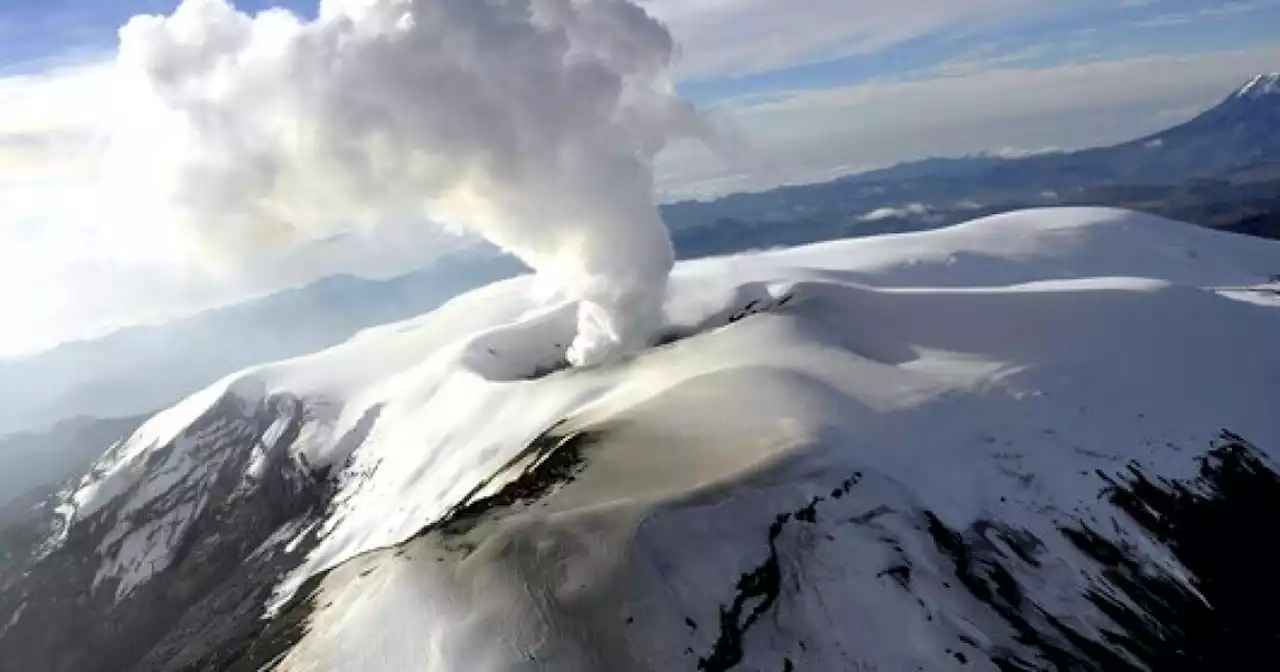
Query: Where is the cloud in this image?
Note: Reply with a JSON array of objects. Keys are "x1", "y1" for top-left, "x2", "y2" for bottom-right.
[
  {"x1": 1133, "y1": 0, "x2": 1280, "y2": 28},
  {"x1": 0, "y1": 62, "x2": 113, "y2": 181},
  {"x1": 641, "y1": 0, "x2": 1052, "y2": 80},
  {"x1": 0, "y1": 58, "x2": 480, "y2": 360},
  {"x1": 984, "y1": 145, "x2": 1061, "y2": 158},
  {"x1": 0, "y1": 175, "x2": 477, "y2": 359},
  {"x1": 0, "y1": 51, "x2": 472, "y2": 358},
  {"x1": 931, "y1": 44, "x2": 1050, "y2": 77},
  {"x1": 859, "y1": 203, "x2": 929, "y2": 222}
]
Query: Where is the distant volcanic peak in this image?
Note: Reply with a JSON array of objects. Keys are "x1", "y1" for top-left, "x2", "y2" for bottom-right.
[{"x1": 1236, "y1": 72, "x2": 1280, "y2": 99}]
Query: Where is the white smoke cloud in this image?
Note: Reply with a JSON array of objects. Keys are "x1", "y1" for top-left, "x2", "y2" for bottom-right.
[{"x1": 104, "y1": 0, "x2": 706, "y2": 365}]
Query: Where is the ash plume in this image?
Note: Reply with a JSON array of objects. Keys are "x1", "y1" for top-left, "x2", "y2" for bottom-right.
[{"x1": 105, "y1": 0, "x2": 705, "y2": 365}]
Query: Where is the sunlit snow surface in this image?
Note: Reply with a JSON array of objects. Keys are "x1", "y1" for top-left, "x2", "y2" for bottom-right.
[{"x1": 68, "y1": 207, "x2": 1280, "y2": 669}]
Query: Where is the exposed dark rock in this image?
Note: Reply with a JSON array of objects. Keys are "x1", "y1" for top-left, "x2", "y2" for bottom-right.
[
  {"x1": 879, "y1": 563, "x2": 912, "y2": 589},
  {"x1": 922, "y1": 430, "x2": 1280, "y2": 672},
  {"x1": 431, "y1": 426, "x2": 595, "y2": 540},
  {"x1": 698, "y1": 472, "x2": 863, "y2": 672},
  {"x1": 924, "y1": 512, "x2": 1133, "y2": 672},
  {"x1": 0, "y1": 394, "x2": 336, "y2": 672},
  {"x1": 1061, "y1": 430, "x2": 1280, "y2": 671},
  {"x1": 7, "y1": 396, "x2": 1278, "y2": 672}
]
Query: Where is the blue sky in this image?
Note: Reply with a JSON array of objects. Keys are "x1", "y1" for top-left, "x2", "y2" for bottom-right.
[
  {"x1": 0, "y1": 1, "x2": 304, "y2": 69},
  {"x1": 673, "y1": 0, "x2": 1280, "y2": 104},
  {"x1": 0, "y1": 0, "x2": 1278, "y2": 357},
  {"x1": 4, "y1": 1, "x2": 1278, "y2": 99}
]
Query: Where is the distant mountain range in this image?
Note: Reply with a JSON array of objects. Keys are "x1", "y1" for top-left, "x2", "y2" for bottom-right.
[
  {"x1": 663, "y1": 72, "x2": 1280, "y2": 245},
  {"x1": 0, "y1": 254, "x2": 522, "y2": 437},
  {"x1": 0, "y1": 415, "x2": 144, "y2": 510},
  {"x1": 2, "y1": 73, "x2": 1277, "y2": 438}
]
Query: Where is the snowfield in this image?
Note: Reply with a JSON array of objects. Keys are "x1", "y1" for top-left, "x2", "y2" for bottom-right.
[{"x1": 54, "y1": 208, "x2": 1280, "y2": 670}]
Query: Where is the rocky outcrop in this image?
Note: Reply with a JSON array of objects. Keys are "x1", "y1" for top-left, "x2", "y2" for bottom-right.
[{"x1": 0, "y1": 393, "x2": 332, "y2": 672}]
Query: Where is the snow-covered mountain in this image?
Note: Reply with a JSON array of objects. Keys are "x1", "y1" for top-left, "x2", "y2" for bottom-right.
[
  {"x1": 3, "y1": 207, "x2": 1280, "y2": 671},
  {"x1": 1124, "y1": 71, "x2": 1280, "y2": 171},
  {"x1": 1057, "y1": 71, "x2": 1280, "y2": 185},
  {"x1": 1235, "y1": 72, "x2": 1280, "y2": 100}
]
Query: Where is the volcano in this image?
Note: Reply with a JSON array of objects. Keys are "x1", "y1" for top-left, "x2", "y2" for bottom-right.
[{"x1": 2, "y1": 207, "x2": 1279, "y2": 671}]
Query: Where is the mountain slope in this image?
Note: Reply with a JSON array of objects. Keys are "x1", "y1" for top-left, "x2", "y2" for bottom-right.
[
  {"x1": 2, "y1": 207, "x2": 1279, "y2": 671},
  {"x1": 1085, "y1": 71, "x2": 1280, "y2": 182}
]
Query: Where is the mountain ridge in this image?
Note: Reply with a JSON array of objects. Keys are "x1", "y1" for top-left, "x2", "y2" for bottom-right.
[
  {"x1": 3, "y1": 207, "x2": 1279, "y2": 670},
  {"x1": 661, "y1": 71, "x2": 1280, "y2": 221}
]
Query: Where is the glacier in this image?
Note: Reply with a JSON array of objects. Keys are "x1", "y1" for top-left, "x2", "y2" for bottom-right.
[{"x1": 5, "y1": 206, "x2": 1280, "y2": 671}]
